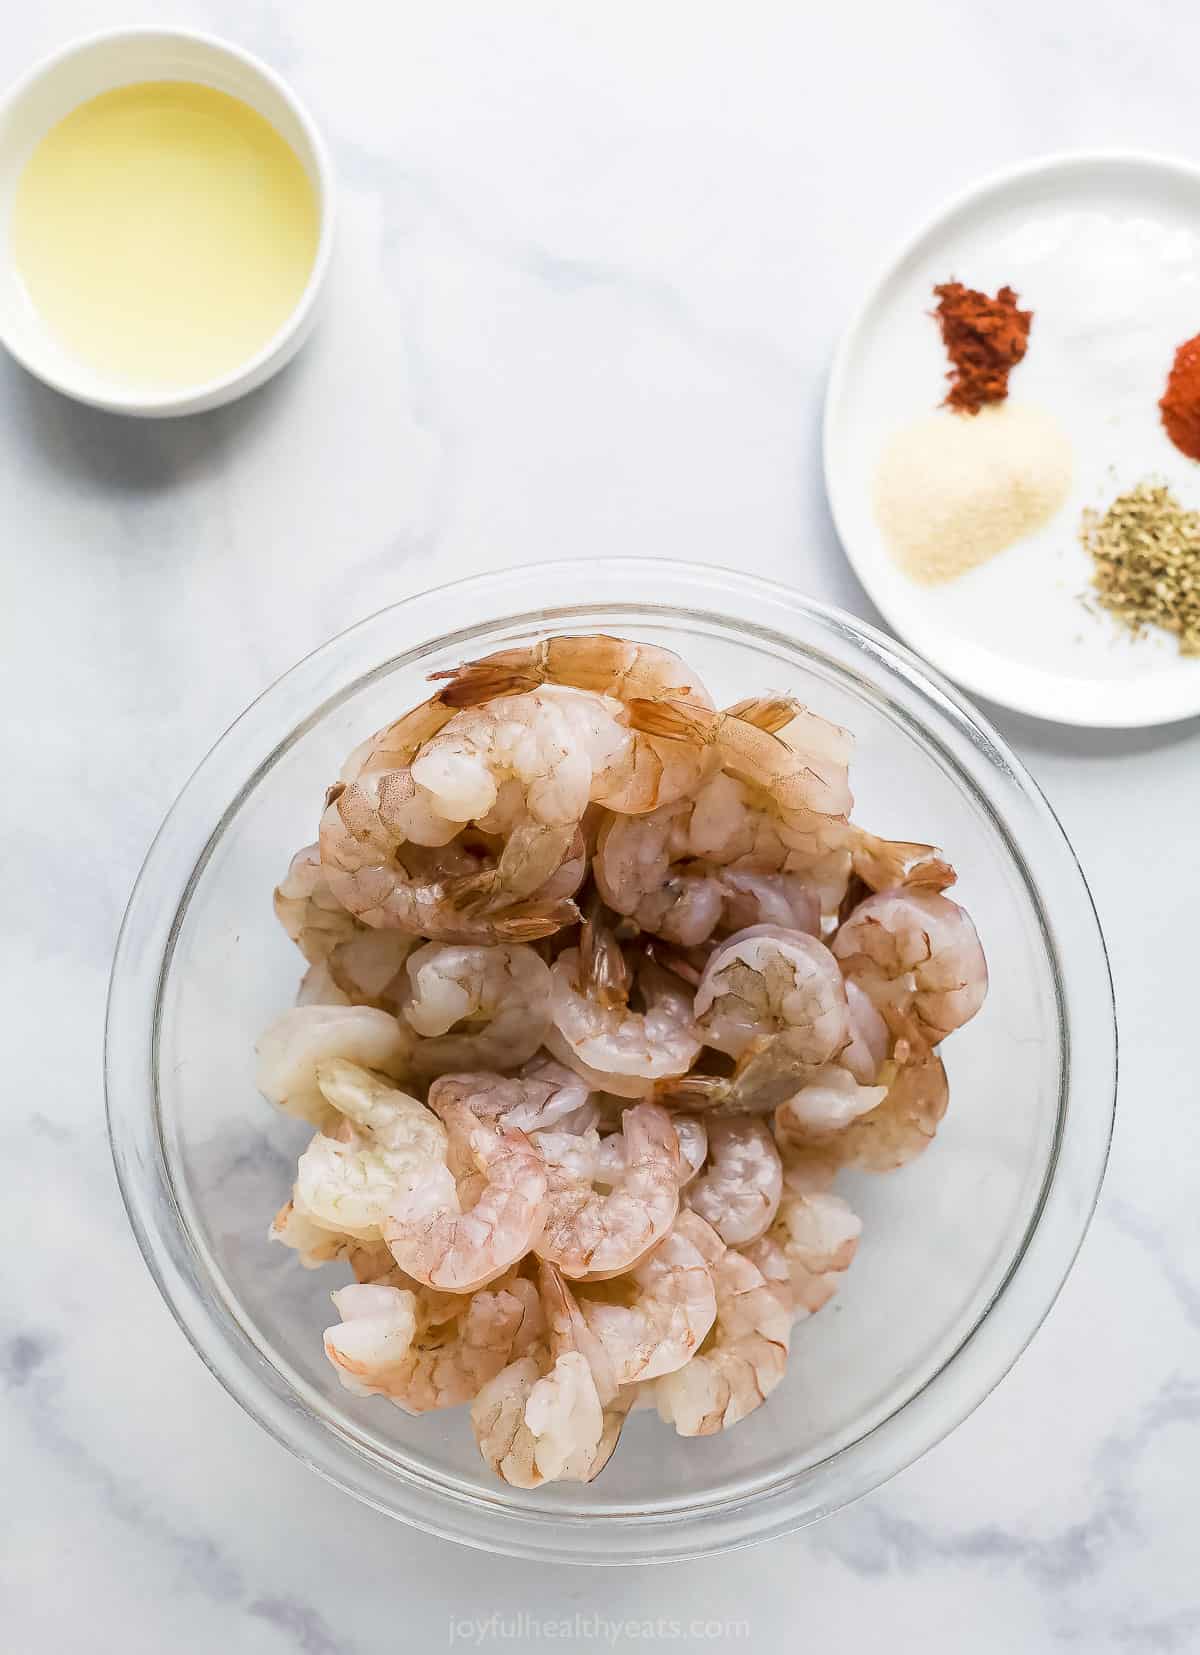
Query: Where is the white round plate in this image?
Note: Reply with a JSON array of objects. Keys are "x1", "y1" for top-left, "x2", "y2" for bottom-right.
[{"x1": 824, "y1": 152, "x2": 1200, "y2": 727}]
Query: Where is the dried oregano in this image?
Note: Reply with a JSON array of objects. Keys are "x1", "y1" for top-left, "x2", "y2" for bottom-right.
[{"x1": 1080, "y1": 481, "x2": 1200, "y2": 655}]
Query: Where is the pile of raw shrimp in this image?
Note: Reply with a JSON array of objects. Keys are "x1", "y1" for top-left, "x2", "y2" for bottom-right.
[{"x1": 255, "y1": 635, "x2": 987, "y2": 1490}]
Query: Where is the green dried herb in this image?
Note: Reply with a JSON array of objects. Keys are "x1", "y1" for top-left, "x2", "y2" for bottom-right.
[{"x1": 1080, "y1": 482, "x2": 1200, "y2": 655}]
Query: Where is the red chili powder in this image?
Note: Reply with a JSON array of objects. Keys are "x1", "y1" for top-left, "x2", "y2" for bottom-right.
[
  {"x1": 932, "y1": 282, "x2": 1033, "y2": 415},
  {"x1": 1160, "y1": 333, "x2": 1200, "y2": 461}
]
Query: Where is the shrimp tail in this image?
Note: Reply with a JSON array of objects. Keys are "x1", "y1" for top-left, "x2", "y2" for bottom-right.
[
  {"x1": 851, "y1": 834, "x2": 957, "y2": 894},
  {"x1": 429, "y1": 656, "x2": 541, "y2": 708},
  {"x1": 723, "y1": 696, "x2": 800, "y2": 734},
  {"x1": 652, "y1": 1074, "x2": 730, "y2": 1110},
  {"x1": 579, "y1": 900, "x2": 632, "y2": 1008},
  {"x1": 440, "y1": 875, "x2": 581, "y2": 938},
  {"x1": 624, "y1": 697, "x2": 710, "y2": 744}
]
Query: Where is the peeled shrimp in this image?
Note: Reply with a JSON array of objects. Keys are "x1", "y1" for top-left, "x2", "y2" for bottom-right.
[
  {"x1": 324, "y1": 1276, "x2": 543, "y2": 1412},
  {"x1": 655, "y1": 1235, "x2": 792, "y2": 1436},
  {"x1": 322, "y1": 696, "x2": 460, "y2": 859},
  {"x1": 432, "y1": 634, "x2": 711, "y2": 711},
  {"x1": 574, "y1": 1218, "x2": 718, "y2": 1383},
  {"x1": 842, "y1": 978, "x2": 890, "y2": 1083},
  {"x1": 695, "y1": 926, "x2": 849, "y2": 1064},
  {"x1": 400, "y1": 942, "x2": 551, "y2": 1078},
  {"x1": 270, "y1": 1199, "x2": 353, "y2": 1268},
  {"x1": 685, "y1": 1118, "x2": 782, "y2": 1245},
  {"x1": 470, "y1": 1259, "x2": 644, "y2": 1486},
  {"x1": 833, "y1": 889, "x2": 987, "y2": 1046},
  {"x1": 401, "y1": 688, "x2": 644, "y2": 913},
  {"x1": 775, "y1": 1065, "x2": 888, "y2": 1141},
  {"x1": 765, "y1": 1171, "x2": 862, "y2": 1314},
  {"x1": 470, "y1": 1352, "x2": 607, "y2": 1488},
  {"x1": 430, "y1": 634, "x2": 716, "y2": 813},
  {"x1": 383, "y1": 1101, "x2": 549, "y2": 1292},
  {"x1": 629, "y1": 696, "x2": 852, "y2": 822},
  {"x1": 274, "y1": 844, "x2": 417, "y2": 1009},
  {"x1": 547, "y1": 913, "x2": 701, "y2": 1099},
  {"x1": 594, "y1": 803, "x2": 822, "y2": 946},
  {"x1": 293, "y1": 1060, "x2": 447, "y2": 1239},
  {"x1": 254, "y1": 1004, "x2": 412, "y2": 1126},
  {"x1": 323, "y1": 831, "x2": 580, "y2": 945},
  {"x1": 835, "y1": 1051, "x2": 949, "y2": 1172},
  {"x1": 772, "y1": 979, "x2": 889, "y2": 1140},
  {"x1": 319, "y1": 691, "x2": 584, "y2": 939},
  {"x1": 322, "y1": 1283, "x2": 418, "y2": 1396},
  {"x1": 429, "y1": 1067, "x2": 597, "y2": 1138},
  {"x1": 535, "y1": 1102, "x2": 680, "y2": 1279},
  {"x1": 274, "y1": 843, "x2": 359, "y2": 962},
  {"x1": 675, "y1": 1118, "x2": 709, "y2": 1185}
]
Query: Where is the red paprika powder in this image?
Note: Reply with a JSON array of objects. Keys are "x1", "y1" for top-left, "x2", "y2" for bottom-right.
[
  {"x1": 932, "y1": 282, "x2": 1032, "y2": 414},
  {"x1": 1160, "y1": 333, "x2": 1200, "y2": 461}
]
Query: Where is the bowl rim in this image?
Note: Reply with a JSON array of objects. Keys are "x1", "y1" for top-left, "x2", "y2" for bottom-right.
[
  {"x1": 105, "y1": 558, "x2": 1117, "y2": 1563},
  {"x1": 0, "y1": 25, "x2": 336, "y2": 416}
]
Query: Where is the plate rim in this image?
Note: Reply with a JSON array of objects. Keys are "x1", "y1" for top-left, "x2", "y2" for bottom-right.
[{"x1": 823, "y1": 146, "x2": 1200, "y2": 729}]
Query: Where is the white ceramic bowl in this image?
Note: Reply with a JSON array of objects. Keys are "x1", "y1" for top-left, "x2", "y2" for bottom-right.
[{"x1": 0, "y1": 27, "x2": 335, "y2": 416}]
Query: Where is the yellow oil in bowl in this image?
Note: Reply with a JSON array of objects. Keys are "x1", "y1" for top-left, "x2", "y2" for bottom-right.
[{"x1": 12, "y1": 80, "x2": 320, "y2": 389}]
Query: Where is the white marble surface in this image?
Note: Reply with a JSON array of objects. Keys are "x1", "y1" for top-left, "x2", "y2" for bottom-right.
[{"x1": 5, "y1": 3, "x2": 1198, "y2": 1651}]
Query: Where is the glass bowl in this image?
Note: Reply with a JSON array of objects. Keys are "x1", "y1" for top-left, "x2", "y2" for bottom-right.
[{"x1": 105, "y1": 560, "x2": 1116, "y2": 1564}]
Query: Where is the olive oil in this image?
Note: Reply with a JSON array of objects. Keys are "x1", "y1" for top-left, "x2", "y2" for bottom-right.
[{"x1": 12, "y1": 81, "x2": 320, "y2": 388}]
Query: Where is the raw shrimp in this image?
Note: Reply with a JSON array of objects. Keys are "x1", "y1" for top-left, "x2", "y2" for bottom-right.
[
  {"x1": 404, "y1": 690, "x2": 629, "y2": 911},
  {"x1": 400, "y1": 942, "x2": 551, "y2": 1078},
  {"x1": 737, "y1": 1231, "x2": 795, "y2": 1315},
  {"x1": 547, "y1": 910, "x2": 701, "y2": 1098},
  {"x1": 470, "y1": 1352, "x2": 606, "y2": 1488},
  {"x1": 293, "y1": 1060, "x2": 447, "y2": 1239},
  {"x1": 429, "y1": 1067, "x2": 597, "y2": 1138},
  {"x1": 774, "y1": 1065, "x2": 888, "y2": 1141},
  {"x1": 323, "y1": 696, "x2": 461, "y2": 857},
  {"x1": 841, "y1": 979, "x2": 890, "y2": 1084},
  {"x1": 717, "y1": 868, "x2": 820, "y2": 937},
  {"x1": 833, "y1": 1052, "x2": 950, "y2": 1172},
  {"x1": 295, "y1": 958, "x2": 353, "y2": 1007},
  {"x1": 771, "y1": 980, "x2": 889, "y2": 1140},
  {"x1": 629, "y1": 695, "x2": 852, "y2": 822},
  {"x1": 537, "y1": 1259, "x2": 619, "y2": 1403},
  {"x1": 275, "y1": 842, "x2": 417, "y2": 1005},
  {"x1": 675, "y1": 1117, "x2": 709, "y2": 1185},
  {"x1": 518, "y1": 1056, "x2": 598, "y2": 1135},
  {"x1": 254, "y1": 1004, "x2": 412, "y2": 1126},
  {"x1": 430, "y1": 634, "x2": 717, "y2": 813},
  {"x1": 655, "y1": 1239, "x2": 792, "y2": 1436},
  {"x1": 593, "y1": 799, "x2": 823, "y2": 947},
  {"x1": 323, "y1": 829, "x2": 581, "y2": 945},
  {"x1": 432, "y1": 634, "x2": 712, "y2": 712},
  {"x1": 324, "y1": 1276, "x2": 544, "y2": 1412},
  {"x1": 592, "y1": 803, "x2": 719, "y2": 945},
  {"x1": 274, "y1": 843, "x2": 359, "y2": 962},
  {"x1": 765, "y1": 1172, "x2": 862, "y2": 1314},
  {"x1": 470, "y1": 1261, "x2": 640, "y2": 1486},
  {"x1": 574, "y1": 1219, "x2": 718, "y2": 1383},
  {"x1": 534, "y1": 1102, "x2": 680, "y2": 1279},
  {"x1": 695, "y1": 926, "x2": 849, "y2": 1065},
  {"x1": 833, "y1": 889, "x2": 987, "y2": 1046},
  {"x1": 685, "y1": 1118, "x2": 782, "y2": 1246},
  {"x1": 673, "y1": 924, "x2": 853, "y2": 1115},
  {"x1": 269, "y1": 1199, "x2": 352, "y2": 1268},
  {"x1": 383, "y1": 1101, "x2": 549, "y2": 1292},
  {"x1": 322, "y1": 1283, "x2": 418, "y2": 1395}
]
